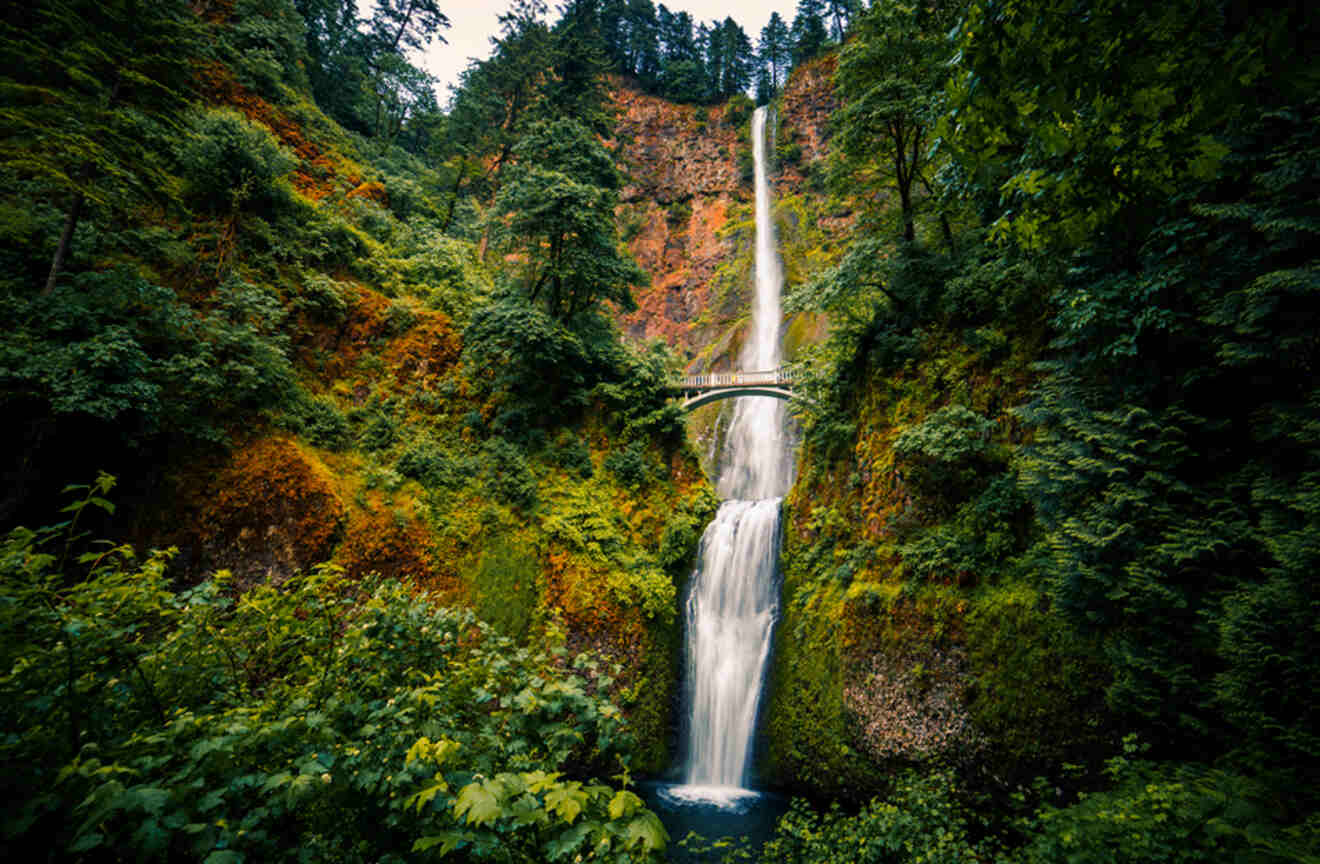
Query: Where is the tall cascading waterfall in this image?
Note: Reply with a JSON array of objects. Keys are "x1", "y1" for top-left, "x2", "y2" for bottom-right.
[{"x1": 674, "y1": 106, "x2": 793, "y2": 803}]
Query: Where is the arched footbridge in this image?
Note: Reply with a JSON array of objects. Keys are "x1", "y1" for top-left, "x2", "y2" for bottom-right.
[{"x1": 668, "y1": 368, "x2": 797, "y2": 411}]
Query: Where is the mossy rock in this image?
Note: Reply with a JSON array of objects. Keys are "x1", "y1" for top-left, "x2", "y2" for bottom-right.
[{"x1": 195, "y1": 436, "x2": 346, "y2": 585}]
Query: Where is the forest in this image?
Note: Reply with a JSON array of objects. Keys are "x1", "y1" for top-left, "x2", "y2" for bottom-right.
[{"x1": 0, "y1": 0, "x2": 1317, "y2": 861}]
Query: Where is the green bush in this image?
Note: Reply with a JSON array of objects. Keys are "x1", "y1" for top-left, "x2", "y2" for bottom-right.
[
  {"x1": 604, "y1": 440, "x2": 654, "y2": 489},
  {"x1": 396, "y1": 440, "x2": 475, "y2": 489},
  {"x1": 481, "y1": 437, "x2": 538, "y2": 510},
  {"x1": 724, "y1": 93, "x2": 755, "y2": 126},
  {"x1": 178, "y1": 108, "x2": 296, "y2": 215},
  {"x1": 758, "y1": 771, "x2": 979, "y2": 863},
  {"x1": 1006, "y1": 747, "x2": 1315, "y2": 864},
  {"x1": 294, "y1": 273, "x2": 351, "y2": 322},
  {"x1": 549, "y1": 432, "x2": 594, "y2": 478},
  {"x1": 0, "y1": 268, "x2": 292, "y2": 444},
  {"x1": 282, "y1": 390, "x2": 351, "y2": 450},
  {"x1": 0, "y1": 482, "x2": 668, "y2": 862},
  {"x1": 894, "y1": 405, "x2": 997, "y2": 515}
]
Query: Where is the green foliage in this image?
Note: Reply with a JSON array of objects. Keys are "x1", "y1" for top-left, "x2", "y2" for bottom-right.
[
  {"x1": 758, "y1": 771, "x2": 979, "y2": 863},
  {"x1": 481, "y1": 437, "x2": 539, "y2": 511},
  {"x1": 549, "y1": 432, "x2": 594, "y2": 479},
  {"x1": 657, "y1": 494, "x2": 717, "y2": 580},
  {"x1": 0, "y1": 268, "x2": 293, "y2": 444},
  {"x1": 893, "y1": 406, "x2": 996, "y2": 515},
  {"x1": 0, "y1": 0, "x2": 204, "y2": 221},
  {"x1": 963, "y1": 579, "x2": 1110, "y2": 770},
  {"x1": 724, "y1": 93, "x2": 755, "y2": 126},
  {"x1": 1006, "y1": 747, "x2": 1318, "y2": 864},
  {"x1": 221, "y1": 0, "x2": 309, "y2": 100},
  {"x1": 493, "y1": 118, "x2": 644, "y2": 323},
  {"x1": 463, "y1": 294, "x2": 598, "y2": 434},
  {"x1": 473, "y1": 537, "x2": 541, "y2": 639},
  {"x1": 899, "y1": 472, "x2": 1030, "y2": 582},
  {"x1": 0, "y1": 485, "x2": 667, "y2": 862},
  {"x1": 282, "y1": 389, "x2": 351, "y2": 450},
  {"x1": 178, "y1": 108, "x2": 297, "y2": 215},
  {"x1": 604, "y1": 440, "x2": 655, "y2": 489},
  {"x1": 396, "y1": 438, "x2": 474, "y2": 490}
]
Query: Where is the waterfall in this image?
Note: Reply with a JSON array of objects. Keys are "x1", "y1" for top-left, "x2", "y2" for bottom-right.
[{"x1": 673, "y1": 107, "x2": 792, "y2": 804}]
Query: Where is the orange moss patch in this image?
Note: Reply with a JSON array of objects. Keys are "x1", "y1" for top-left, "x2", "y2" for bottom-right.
[
  {"x1": 345, "y1": 181, "x2": 389, "y2": 207},
  {"x1": 384, "y1": 313, "x2": 462, "y2": 389},
  {"x1": 194, "y1": 61, "x2": 341, "y2": 201},
  {"x1": 337, "y1": 511, "x2": 453, "y2": 591},
  {"x1": 294, "y1": 283, "x2": 390, "y2": 382},
  {"x1": 195, "y1": 436, "x2": 346, "y2": 584}
]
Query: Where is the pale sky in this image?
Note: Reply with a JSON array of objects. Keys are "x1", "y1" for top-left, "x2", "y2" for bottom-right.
[{"x1": 411, "y1": 1, "x2": 805, "y2": 107}]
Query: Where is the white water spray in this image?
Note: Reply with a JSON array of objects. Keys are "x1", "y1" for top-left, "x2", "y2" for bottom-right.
[{"x1": 673, "y1": 107, "x2": 793, "y2": 803}]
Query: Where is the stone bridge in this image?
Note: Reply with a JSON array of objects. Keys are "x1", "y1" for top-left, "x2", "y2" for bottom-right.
[{"x1": 668, "y1": 368, "x2": 796, "y2": 411}]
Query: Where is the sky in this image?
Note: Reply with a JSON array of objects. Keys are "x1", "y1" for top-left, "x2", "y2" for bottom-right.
[{"x1": 411, "y1": 1, "x2": 805, "y2": 106}]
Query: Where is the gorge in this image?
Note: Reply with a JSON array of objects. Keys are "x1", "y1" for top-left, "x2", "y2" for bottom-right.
[{"x1": 1, "y1": 1, "x2": 1317, "y2": 862}]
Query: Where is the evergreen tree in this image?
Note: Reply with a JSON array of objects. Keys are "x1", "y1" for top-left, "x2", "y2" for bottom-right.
[
  {"x1": 714, "y1": 18, "x2": 754, "y2": 98},
  {"x1": 544, "y1": 0, "x2": 614, "y2": 132},
  {"x1": 790, "y1": 0, "x2": 829, "y2": 66},
  {"x1": 494, "y1": 119, "x2": 643, "y2": 322},
  {"x1": 624, "y1": 0, "x2": 661, "y2": 85},
  {"x1": 758, "y1": 12, "x2": 791, "y2": 95},
  {"x1": 824, "y1": 0, "x2": 859, "y2": 42},
  {"x1": 0, "y1": 0, "x2": 204, "y2": 295},
  {"x1": 444, "y1": 1, "x2": 553, "y2": 199},
  {"x1": 833, "y1": 0, "x2": 957, "y2": 244}
]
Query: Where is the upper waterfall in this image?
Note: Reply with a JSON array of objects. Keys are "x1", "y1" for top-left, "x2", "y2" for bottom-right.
[{"x1": 715, "y1": 106, "x2": 795, "y2": 502}]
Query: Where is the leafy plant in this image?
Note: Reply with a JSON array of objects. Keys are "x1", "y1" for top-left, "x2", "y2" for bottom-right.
[{"x1": 0, "y1": 480, "x2": 669, "y2": 862}]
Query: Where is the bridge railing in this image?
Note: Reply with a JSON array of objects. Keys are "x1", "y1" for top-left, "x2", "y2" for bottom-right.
[{"x1": 672, "y1": 368, "x2": 795, "y2": 390}]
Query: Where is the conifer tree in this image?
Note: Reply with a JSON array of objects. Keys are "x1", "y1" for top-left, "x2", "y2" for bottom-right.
[
  {"x1": 0, "y1": 0, "x2": 204, "y2": 295},
  {"x1": 758, "y1": 12, "x2": 791, "y2": 95},
  {"x1": 495, "y1": 119, "x2": 643, "y2": 322},
  {"x1": 824, "y1": 0, "x2": 859, "y2": 42},
  {"x1": 790, "y1": 0, "x2": 829, "y2": 66}
]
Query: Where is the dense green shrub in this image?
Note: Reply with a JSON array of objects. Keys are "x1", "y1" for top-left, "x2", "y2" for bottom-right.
[
  {"x1": 893, "y1": 405, "x2": 997, "y2": 515},
  {"x1": 178, "y1": 108, "x2": 296, "y2": 215},
  {"x1": 282, "y1": 390, "x2": 351, "y2": 450},
  {"x1": 757, "y1": 771, "x2": 979, "y2": 863},
  {"x1": 481, "y1": 437, "x2": 538, "y2": 510},
  {"x1": 604, "y1": 440, "x2": 653, "y2": 489},
  {"x1": 395, "y1": 439, "x2": 475, "y2": 490},
  {"x1": 0, "y1": 482, "x2": 667, "y2": 862},
  {"x1": 549, "y1": 432, "x2": 594, "y2": 479},
  {"x1": 1005, "y1": 746, "x2": 1315, "y2": 864},
  {"x1": 293, "y1": 273, "x2": 351, "y2": 322},
  {"x1": 0, "y1": 268, "x2": 292, "y2": 444}
]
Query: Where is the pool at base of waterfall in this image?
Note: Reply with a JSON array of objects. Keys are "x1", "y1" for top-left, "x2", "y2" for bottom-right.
[{"x1": 641, "y1": 781, "x2": 790, "y2": 861}]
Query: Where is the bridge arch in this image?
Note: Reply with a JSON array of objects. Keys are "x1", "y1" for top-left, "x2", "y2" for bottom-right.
[{"x1": 679, "y1": 386, "x2": 794, "y2": 412}]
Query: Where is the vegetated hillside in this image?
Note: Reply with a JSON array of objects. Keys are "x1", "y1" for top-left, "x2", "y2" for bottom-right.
[
  {"x1": 2, "y1": 0, "x2": 723, "y2": 772},
  {"x1": 758, "y1": 1, "x2": 1320, "y2": 861},
  {"x1": 0, "y1": 2, "x2": 721, "y2": 858}
]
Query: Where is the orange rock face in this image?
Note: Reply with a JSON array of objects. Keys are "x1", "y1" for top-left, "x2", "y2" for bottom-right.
[
  {"x1": 192, "y1": 437, "x2": 346, "y2": 585},
  {"x1": 610, "y1": 71, "x2": 838, "y2": 368},
  {"x1": 612, "y1": 88, "x2": 749, "y2": 366},
  {"x1": 777, "y1": 54, "x2": 840, "y2": 194}
]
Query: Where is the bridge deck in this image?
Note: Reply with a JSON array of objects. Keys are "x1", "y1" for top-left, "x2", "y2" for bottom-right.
[{"x1": 669, "y1": 368, "x2": 795, "y2": 392}]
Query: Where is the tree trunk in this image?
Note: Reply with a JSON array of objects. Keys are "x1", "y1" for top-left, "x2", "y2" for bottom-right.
[{"x1": 43, "y1": 188, "x2": 85, "y2": 296}]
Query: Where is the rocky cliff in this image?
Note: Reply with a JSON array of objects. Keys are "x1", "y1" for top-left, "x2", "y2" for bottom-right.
[{"x1": 610, "y1": 62, "x2": 841, "y2": 372}]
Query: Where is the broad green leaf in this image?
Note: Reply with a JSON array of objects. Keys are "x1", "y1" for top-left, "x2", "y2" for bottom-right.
[
  {"x1": 607, "y1": 789, "x2": 642, "y2": 821},
  {"x1": 407, "y1": 781, "x2": 449, "y2": 814},
  {"x1": 626, "y1": 811, "x2": 668, "y2": 851},
  {"x1": 413, "y1": 831, "x2": 469, "y2": 855},
  {"x1": 453, "y1": 781, "x2": 501, "y2": 827},
  {"x1": 544, "y1": 783, "x2": 586, "y2": 824}
]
